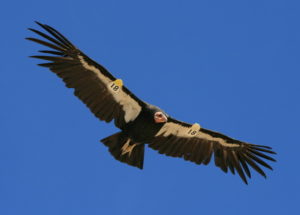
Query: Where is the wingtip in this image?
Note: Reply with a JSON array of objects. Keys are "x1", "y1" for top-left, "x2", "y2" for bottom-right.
[
  {"x1": 28, "y1": 28, "x2": 40, "y2": 34},
  {"x1": 34, "y1": 21, "x2": 47, "y2": 30},
  {"x1": 35, "y1": 21, "x2": 43, "y2": 26},
  {"x1": 25, "y1": 37, "x2": 35, "y2": 42},
  {"x1": 252, "y1": 144, "x2": 273, "y2": 149},
  {"x1": 241, "y1": 175, "x2": 248, "y2": 185}
]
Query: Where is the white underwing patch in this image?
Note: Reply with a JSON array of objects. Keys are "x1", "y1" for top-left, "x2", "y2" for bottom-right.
[
  {"x1": 156, "y1": 122, "x2": 240, "y2": 148},
  {"x1": 197, "y1": 132, "x2": 240, "y2": 147},
  {"x1": 155, "y1": 122, "x2": 191, "y2": 137},
  {"x1": 78, "y1": 55, "x2": 111, "y2": 84},
  {"x1": 78, "y1": 55, "x2": 141, "y2": 123}
]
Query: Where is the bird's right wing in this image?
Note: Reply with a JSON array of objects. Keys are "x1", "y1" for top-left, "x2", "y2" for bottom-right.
[
  {"x1": 149, "y1": 118, "x2": 276, "y2": 184},
  {"x1": 27, "y1": 22, "x2": 145, "y2": 128}
]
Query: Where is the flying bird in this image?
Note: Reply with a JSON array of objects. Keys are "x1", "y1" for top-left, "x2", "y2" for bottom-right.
[{"x1": 27, "y1": 22, "x2": 276, "y2": 184}]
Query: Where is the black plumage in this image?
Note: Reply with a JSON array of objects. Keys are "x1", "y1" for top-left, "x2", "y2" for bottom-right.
[{"x1": 27, "y1": 22, "x2": 276, "y2": 184}]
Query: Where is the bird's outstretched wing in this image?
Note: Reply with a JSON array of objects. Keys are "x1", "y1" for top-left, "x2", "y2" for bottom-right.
[
  {"x1": 149, "y1": 118, "x2": 276, "y2": 184},
  {"x1": 27, "y1": 22, "x2": 145, "y2": 128}
]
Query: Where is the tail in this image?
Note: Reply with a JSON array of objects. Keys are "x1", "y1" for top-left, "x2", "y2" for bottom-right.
[{"x1": 101, "y1": 132, "x2": 145, "y2": 169}]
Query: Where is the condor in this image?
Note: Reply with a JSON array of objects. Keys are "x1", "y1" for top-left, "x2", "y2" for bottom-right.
[{"x1": 27, "y1": 22, "x2": 276, "y2": 184}]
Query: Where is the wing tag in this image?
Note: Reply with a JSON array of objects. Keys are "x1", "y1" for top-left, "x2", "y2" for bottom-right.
[
  {"x1": 108, "y1": 79, "x2": 123, "y2": 93},
  {"x1": 187, "y1": 123, "x2": 201, "y2": 136}
]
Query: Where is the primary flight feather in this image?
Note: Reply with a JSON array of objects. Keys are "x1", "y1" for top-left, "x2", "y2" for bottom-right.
[{"x1": 27, "y1": 21, "x2": 276, "y2": 184}]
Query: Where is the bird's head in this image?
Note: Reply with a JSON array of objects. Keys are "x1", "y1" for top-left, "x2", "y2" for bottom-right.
[
  {"x1": 145, "y1": 104, "x2": 168, "y2": 124},
  {"x1": 154, "y1": 111, "x2": 168, "y2": 123}
]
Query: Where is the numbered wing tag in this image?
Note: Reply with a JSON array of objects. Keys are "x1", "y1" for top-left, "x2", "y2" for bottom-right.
[
  {"x1": 187, "y1": 123, "x2": 201, "y2": 136},
  {"x1": 108, "y1": 79, "x2": 123, "y2": 93}
]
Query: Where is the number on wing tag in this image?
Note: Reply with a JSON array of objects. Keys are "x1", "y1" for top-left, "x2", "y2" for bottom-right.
[
  {"x1": 187, "y1": 123, "x2": 201, "y2": 136},
  {"x1": 108, "y1": 79, "x2": 123, "y2": 93}
]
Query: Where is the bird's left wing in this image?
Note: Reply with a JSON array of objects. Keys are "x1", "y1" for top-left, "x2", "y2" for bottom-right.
[
  {"x1": 27, "y1": 22, "x2": 145, "y2": 128},
  {"x1": 149, "y1": 118, "x2": 276, "y2": 184}
]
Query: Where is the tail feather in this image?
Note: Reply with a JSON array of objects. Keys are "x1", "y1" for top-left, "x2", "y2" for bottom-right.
[{"x1": 101, "y1": 132, "x2": 144, "y2": 169}]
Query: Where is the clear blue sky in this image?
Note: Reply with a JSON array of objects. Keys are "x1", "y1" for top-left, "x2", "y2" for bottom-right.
[{"x1": 1, "y1": 0, "x2": 299, "y2": 214}]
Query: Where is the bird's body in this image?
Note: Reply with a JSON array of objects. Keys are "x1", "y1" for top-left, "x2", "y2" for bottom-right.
[
  {"x1": 27, "y1": 22, "x2": 276, "y2": 184},
  {"x1": 123, "y1": 104, "x2": 165, "y2": 142}
]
